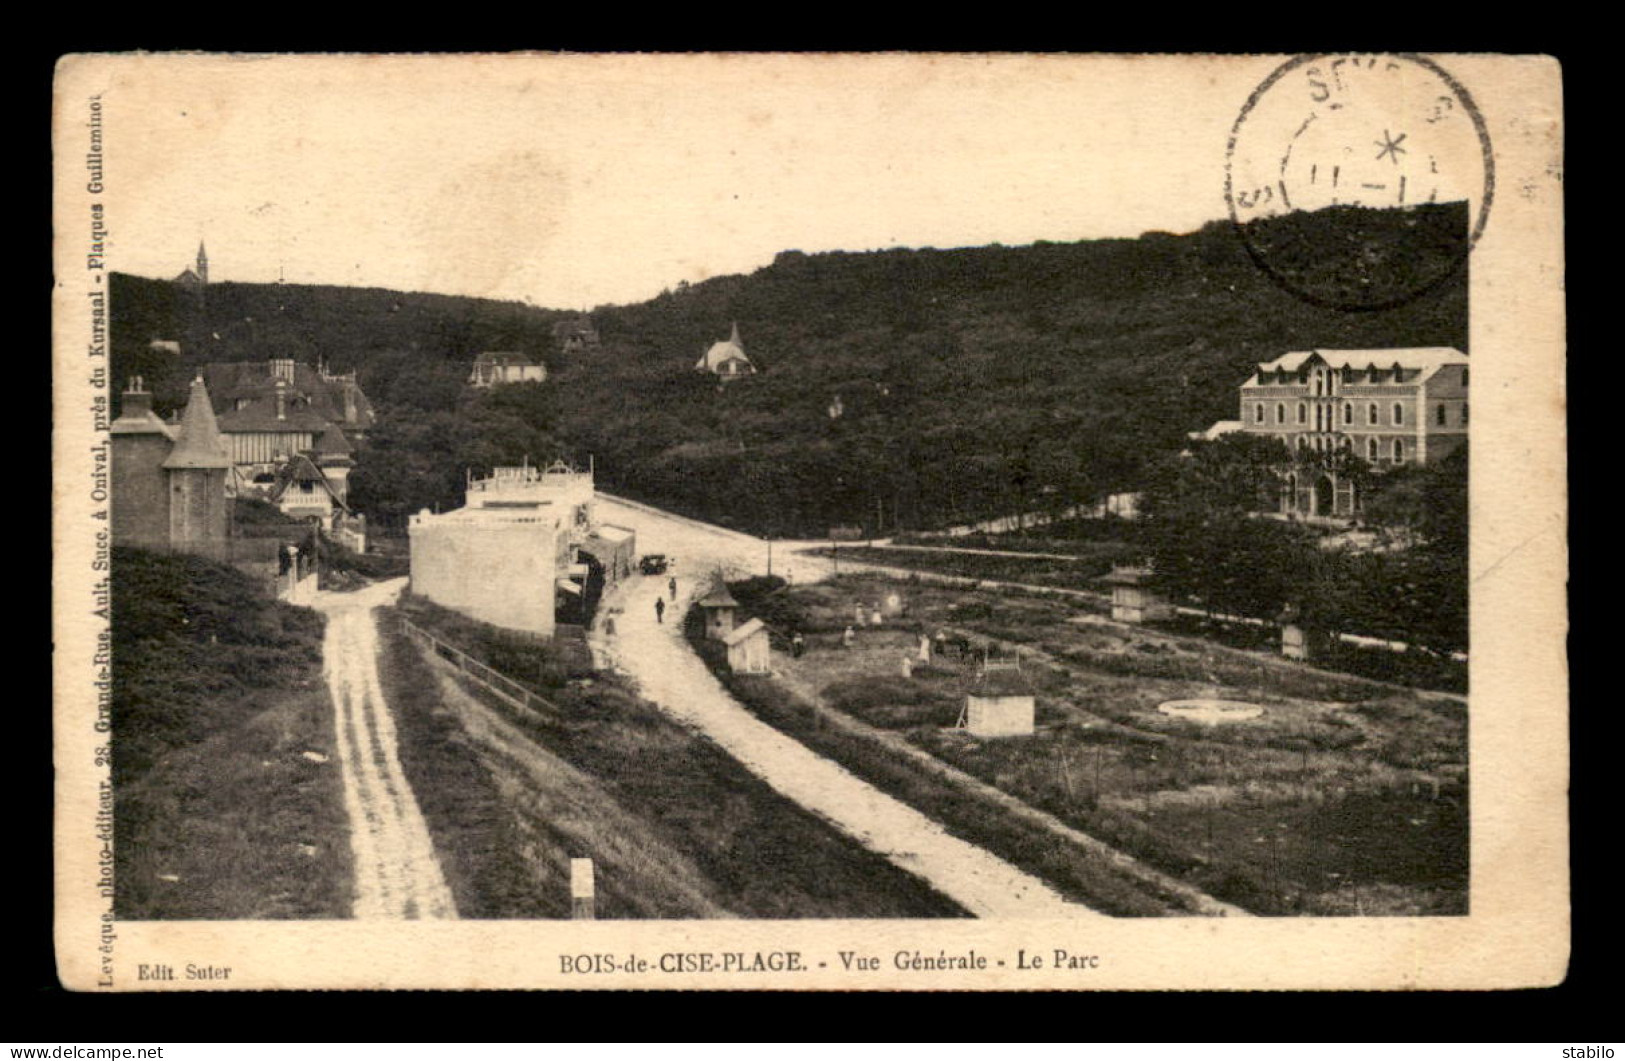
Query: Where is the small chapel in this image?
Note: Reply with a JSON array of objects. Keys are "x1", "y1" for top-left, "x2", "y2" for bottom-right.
[
  {"x1": 695, "y1": 323, "x2": 757, "y2": 379},
  {"x1": 174, "y1": 241, "x2": 209, "y2": 289}
]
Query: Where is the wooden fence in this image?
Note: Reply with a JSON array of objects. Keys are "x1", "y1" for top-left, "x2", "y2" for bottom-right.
[{"x1": 398, "y1": 617, "x2": 560, "y2": 720}]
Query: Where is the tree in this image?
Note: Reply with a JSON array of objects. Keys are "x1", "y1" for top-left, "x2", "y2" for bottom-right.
[{"x1": 1135, "y1": 434, "x2": 1321, "y2": 619}]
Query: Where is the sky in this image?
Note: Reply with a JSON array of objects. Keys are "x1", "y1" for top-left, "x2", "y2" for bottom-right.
[{"x1": 74, "y1": 53, "x2": 1480, "y2": 309}]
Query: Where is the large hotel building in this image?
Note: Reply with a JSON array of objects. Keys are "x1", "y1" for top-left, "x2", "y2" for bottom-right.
[{"x1": 1231, "y1": 348, "x2": 1469, "y2": 518}]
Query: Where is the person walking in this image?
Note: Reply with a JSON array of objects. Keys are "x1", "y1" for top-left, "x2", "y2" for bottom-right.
[
  {"x1": 668, "y1": 576, "x2": 678, "y2": 601},
  {"x1": 655, "y1": 597, "x2": 666, "y2": 624}
]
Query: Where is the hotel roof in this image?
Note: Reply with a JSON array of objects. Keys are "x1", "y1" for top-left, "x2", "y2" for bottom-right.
[{"x1": 1250, "y1": 348, "x2": 1467, "y2": 376}]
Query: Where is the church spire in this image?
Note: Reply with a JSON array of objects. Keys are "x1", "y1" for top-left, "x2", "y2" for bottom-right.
[
  {"x1": 730, "y1": 321, "x2": 741, "y2": 346},
  {"x1": 196, "y1": 241, "x2": 209, "y2": 285}
]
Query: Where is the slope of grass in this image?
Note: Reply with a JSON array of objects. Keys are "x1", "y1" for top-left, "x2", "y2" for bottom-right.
[
  {"x1": 386, "y1": 596, "x2": 965, "y2": 919},
  {"x1": 111, "y1": 547, "x2": 350, "y2": 919}
]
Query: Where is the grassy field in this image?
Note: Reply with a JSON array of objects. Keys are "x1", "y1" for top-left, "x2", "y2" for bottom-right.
[
  {"x1": 830, "y1": 540, "x2": 1466, "y2": 694},
  {"x1": 829, "y1": 543, "x2": 1132, "y2": 594},
  {"x1": 684, "y1": 607, "x2": 1190, "y2": 915},
  {"x1": 727, "y1": 575, "x2": 1467, "y2": 916},
  {"x1": 382, "y1": 595, "x2": 966, "y2": 919},
  {"x1": 111, "y1": 548, "x2": 352, "y2": 919}
]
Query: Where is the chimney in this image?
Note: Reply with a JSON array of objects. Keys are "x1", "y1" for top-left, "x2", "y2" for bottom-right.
[
  {"x1": 121, "y1": 376, "x2": 153, "y2": 419},
  {"x1": 343, "y1": 381, "x2": 356, "y2": 424},
  {"x1": 275, "y1": 378, "x2": 287, "y2": 421}
]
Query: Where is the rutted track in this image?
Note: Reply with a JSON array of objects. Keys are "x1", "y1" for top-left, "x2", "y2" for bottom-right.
[{"x1": 315, "y1": 578, "x2": 457, "y2": 920}]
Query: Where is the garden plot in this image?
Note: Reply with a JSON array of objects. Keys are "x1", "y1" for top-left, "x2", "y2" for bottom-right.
[{"x1": 771, "y1": 575, "x2": 1467, "y2": 916}]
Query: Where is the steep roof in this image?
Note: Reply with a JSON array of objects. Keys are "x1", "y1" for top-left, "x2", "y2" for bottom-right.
[
  {"x1": 698, "y1": 581, "x2": 739, "y2": 608},
  {"x1": 202, "y1": 360, "x2": 376, "y2": 433},
  {"x1": 268, "y1": 453, "x2": 347, "y2": 509},
  {"x1": 722, "y1": 617, "x2": 768, "y2": 647},
  {"x1": 314, "y1": 421, "x2": 353, "y2": 459},
  {"x1": 695, "y1": 323, "x2": 755, "y2": 373},
  {"x1": 162, "y1": 377, "x2": 234, "y2": 470}
]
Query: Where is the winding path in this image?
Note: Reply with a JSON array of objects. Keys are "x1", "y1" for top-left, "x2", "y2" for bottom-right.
[{"x1": 591, "y1": 497, "x2": 1091, "y2": 919}]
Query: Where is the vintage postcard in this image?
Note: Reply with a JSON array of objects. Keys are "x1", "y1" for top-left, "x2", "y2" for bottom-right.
[{"x1": 52, "y1": 52, "x2": 1566, "y2": 991}]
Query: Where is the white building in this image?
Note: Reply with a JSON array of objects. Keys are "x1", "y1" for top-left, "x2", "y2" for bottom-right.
[
  {"x1": 470, "y1": 351, "x2": 547, "y2": 387},
  {"x1": 409, "y1": 504, "x2": 568, "y2": 637},
  {"x1": 695, "y1": 323, "x2": 756, "y2": 378},
  {"x1": 408, "y1": 460, "x2": 608, "y2": 637}
]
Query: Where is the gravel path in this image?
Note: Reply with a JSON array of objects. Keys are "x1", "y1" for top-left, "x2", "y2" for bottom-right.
[{"x1": 314, "y1": 578, "x2": 457, "y2": 921}]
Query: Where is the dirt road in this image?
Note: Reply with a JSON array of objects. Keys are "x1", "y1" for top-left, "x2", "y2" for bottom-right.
[
  {"x1": 591, "y1": 497, "x2": 1090, "y2": 918},
  {"x1": 314, "y1": 578, "x2": 457, "y2": 920}
]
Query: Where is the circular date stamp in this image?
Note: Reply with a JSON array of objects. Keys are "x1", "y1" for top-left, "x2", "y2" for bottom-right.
[{"x1": 1225, "y1": 53, "x2": 1494, "y2": 311}]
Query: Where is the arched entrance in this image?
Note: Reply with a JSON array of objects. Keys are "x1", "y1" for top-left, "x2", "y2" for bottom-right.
[{"x1": 1313, "y1": 474, "x2": 1335, "y2": 518}]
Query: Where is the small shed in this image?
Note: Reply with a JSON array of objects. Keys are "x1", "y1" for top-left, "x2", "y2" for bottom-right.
[
  {"x1": 1102, "y1": 564, "x2": 1172, "y2": 624},
  {"x1": 698, "y1": 580, "x2": 739, "y2": 640},
  {"x1": 723, "y1": 617, "x2": 771, "y2": 674},
  {"x1": 958, "y1": 665, "x2": 1036, "y2": 739}
]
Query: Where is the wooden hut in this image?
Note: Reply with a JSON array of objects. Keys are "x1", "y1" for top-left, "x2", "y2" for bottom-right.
[{"x1": 724, "y1": 617, "x2": 771, "y2": 674}]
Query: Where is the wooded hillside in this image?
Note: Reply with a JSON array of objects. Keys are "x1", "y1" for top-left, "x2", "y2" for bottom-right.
[{"x1": 112, "y1": 202, "x2": 1466, "y2": 536}]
